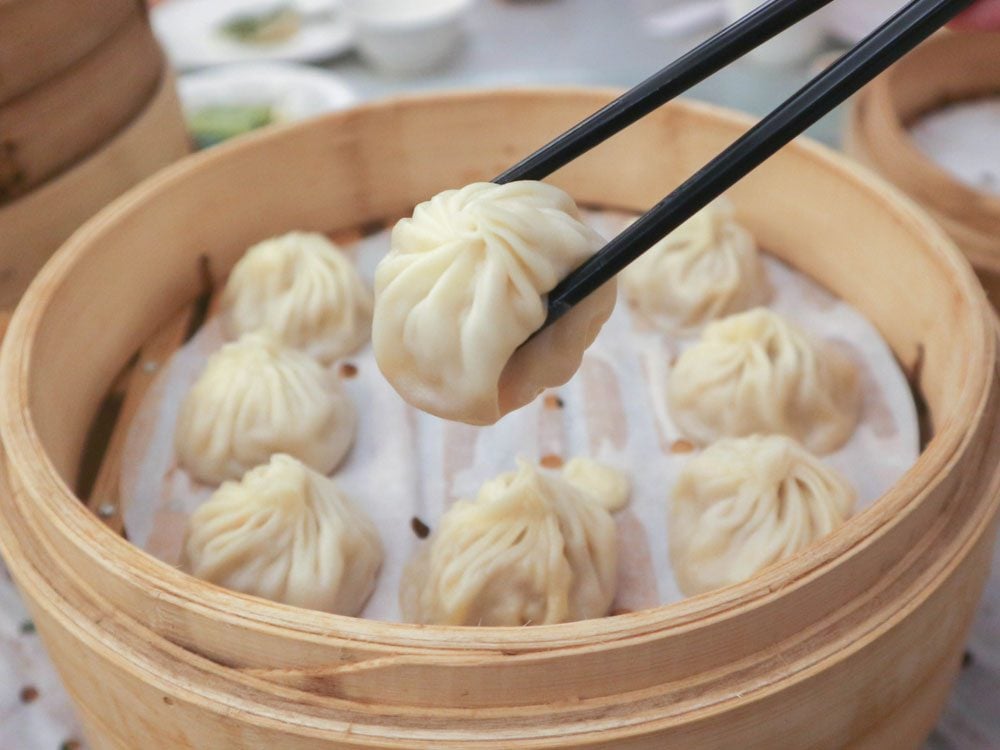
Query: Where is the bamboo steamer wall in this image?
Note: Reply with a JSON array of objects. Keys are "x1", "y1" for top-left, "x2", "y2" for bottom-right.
[
  {"x1": 0, "y1": 0, "x2": 186, "y2": 308},
  {"x1": 0, "y1": 69, "x2": 190, "y2": 308},
  {"x1": 0, "y1": 10, "x2": 164, "y2": 201},
  {"x1": 0, "y1": 0, "x2": 138, "y2": 104},
  {"x1": 845, "y1": 31, "x2": 1000, "y2": 309},
  {"x1": 1, "y1": 90, "x2": 998, "y2": 749}
]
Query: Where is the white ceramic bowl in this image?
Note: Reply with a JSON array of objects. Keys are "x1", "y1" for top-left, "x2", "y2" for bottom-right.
[{"x1": 344, "y1": 0, "x2": 472, "y2": 74}]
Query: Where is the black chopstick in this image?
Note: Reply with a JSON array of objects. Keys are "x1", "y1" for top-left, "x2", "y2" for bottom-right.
[
  {"x1": 535, "y1": 0, "x2": 974, "y2": 332},
  {"x1": 494, "y1": 0, "x2": 835, "y2": 185}
]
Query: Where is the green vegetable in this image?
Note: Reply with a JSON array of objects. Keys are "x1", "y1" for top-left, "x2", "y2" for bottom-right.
[
  {"x1": 187, "y1": 105, "x2": 276, "y2": 149},
  {"x1": 219, "y1": 5, "x2": 301, "y2": 45}
]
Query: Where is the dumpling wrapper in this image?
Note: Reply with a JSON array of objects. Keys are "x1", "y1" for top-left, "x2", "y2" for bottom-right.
[
  {"x1": 561, "y1": 457, "x2": 631, "y2": 513},
  {"x1": 182, "y1": 454, "x2": 382, "y2": 614},
  {"x1": 400, "y1": 460, "x2": 618, "y2": 626},
  {"x1": 667, "y1": 307, "x2": 861, "y2": 454},
  {"x1": 175, "y1": 332, "x2": 356, "y2": 484},
  {"x1": 621, "y1": 198, "x2": 770, "y2": 332},
  {"x1": 373, "y1": 181, "x2": 616, "y2": 425},
  {"x1": 220, "y1": 231, "x2": 373, "y2": 365},
  {"x1": 669, "y1": 435, "x2": 856, "y2": 596}
]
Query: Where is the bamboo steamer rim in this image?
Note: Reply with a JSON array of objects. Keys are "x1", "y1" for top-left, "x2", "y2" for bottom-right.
[
  {"x1": 849, "y1": 31, "x2": 1000, "y2": 255},
  {"x1": 0, "y1": 88, "x2": 995, "y2": 655},
  {"x1": 1, "y1": 395, "x2": 998, "y2": 744},
  {"x1": 843, "y1": 108, "x2": 1000, "y2": 274},
  {"x1": 844, "y1": 101, "x2": 1000, "y2": 275}
]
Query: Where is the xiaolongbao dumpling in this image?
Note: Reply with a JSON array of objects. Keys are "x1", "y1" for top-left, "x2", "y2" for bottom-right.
[
  {"x1": 621, "y1": 199, "x2": 769, "y2": 332},
  {"x1": 373, "y1": 181, "x2": 616, "y2": 426},
  {"x1": 561, "y1": 457, "x2": 631, "y2": 512},
  {"x1": 667, "y1": 308, "x2": 860, "y2": 454},
  {"x1": 221, "y1": 232, "x2": 373, "y2": 365},
  {"x1": 175, "y1": 332, "x2": 356, "y2": 484},
  {"x1": 669, "y1": 435, "x2": 855, "y2": 596},
  {"x1": 182, "y1": 454, "x2": 382, "y2": 614},
  {"x1": 400, "y1": 460, "x2": 618, "y2": 626}
]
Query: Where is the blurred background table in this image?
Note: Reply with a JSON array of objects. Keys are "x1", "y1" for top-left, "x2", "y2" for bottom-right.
[
  {"x1": 158, "y1": 0, "x2": 869, "y2": 146},
  {"x1": 312, "y1": 0, "x2": 840, "y2": 138}
]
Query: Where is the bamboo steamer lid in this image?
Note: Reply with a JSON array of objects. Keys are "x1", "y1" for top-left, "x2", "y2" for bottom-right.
[
  {"x1": 0, "y1": 11, "x2": 164, "y2": 202},
  {"x1": 0, "y1": 69, "x2": 189, "y2": 309},
  {"x1": 0, "y1": 0, "x2": 139, "y2": 104},
  {"x1": 0, "y1": 90, "x2": 998, "y2": 748},
  {"x1": 846, "y1": 31, "x2": 1000, "y2": 308}
]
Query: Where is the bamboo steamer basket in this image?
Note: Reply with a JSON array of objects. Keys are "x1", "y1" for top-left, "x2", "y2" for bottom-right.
[
  {"x1": 1, "y1": 89, "x2": 998, "y2": 749},
  {"x1": 0, "y1": 0, "x2": 139, "y2": 104},
  {"x1": 0, "y1": 11, "x2": 164, "y2": 202},
  {"x1": 845, "y1": 31, "x2": 1000, "y2": 308},
  {"x1": 0, "y1": 69, "x2": 189, "y2": 309}
]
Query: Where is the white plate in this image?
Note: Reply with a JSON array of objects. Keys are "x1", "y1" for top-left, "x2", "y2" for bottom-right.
[
  {"x1": 178, "y1": 62, "x2": 356, "y2": 124},
  {"x1": 152, "y1": 0, "x2": 354, "y2": 70}
]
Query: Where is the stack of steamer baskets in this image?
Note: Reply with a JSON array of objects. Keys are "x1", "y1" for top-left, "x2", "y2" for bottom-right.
[
  {"x1": 0, "y1": 0, "x2": 189, "y2": 309},
  {"x1": 846, "y1": 31, "x2": 1000, "y2": 310},
  {"x1": 1, "y1": 90, "x2": 999, "y2": 749}
]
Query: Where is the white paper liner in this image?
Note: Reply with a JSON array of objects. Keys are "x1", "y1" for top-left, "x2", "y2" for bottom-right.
[
  {"x1": 910, "y1": 98, "x2": 1000, "y2": 197},
  {"x1": 120, "y1": 209, "x2": 919, "y2": 622}
]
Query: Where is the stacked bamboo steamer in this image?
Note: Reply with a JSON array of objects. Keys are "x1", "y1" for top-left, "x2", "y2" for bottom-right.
[
  {"x1": 0, "y1": 91, "x2": 998, "y2": 749},
  {"x1": 0, "y1": 0, "x2": 189, "y2": 308},
  {"x1": 846, "y1": 31, "x2": 1000, "y2": 309}
]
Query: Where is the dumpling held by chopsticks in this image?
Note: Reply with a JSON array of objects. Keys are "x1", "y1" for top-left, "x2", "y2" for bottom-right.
[{"x1": 373, "y1": 181, "x2": 616, "y2": 425}]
